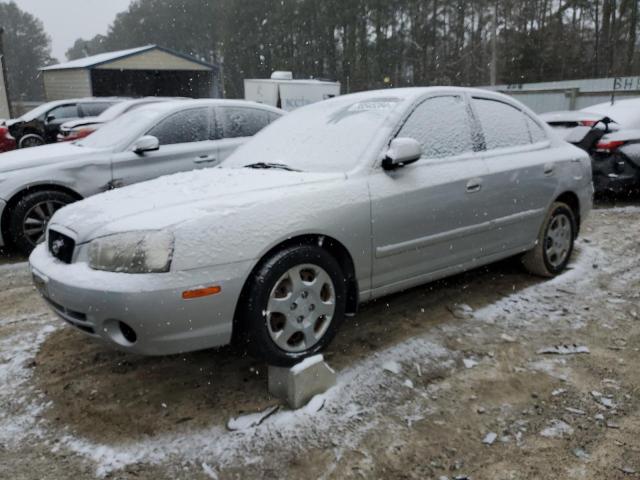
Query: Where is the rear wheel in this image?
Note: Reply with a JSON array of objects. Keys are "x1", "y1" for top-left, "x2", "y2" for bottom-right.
[
  {"x1": 237, "y1": 245, "x2": 347, "y2": 366},
  {"x1": 9, "y1": 191, "x2": 76, "y2": 255},
  {"x1": 18, "y1": 134, "x2": 45, "y2": 149},
  {"x1": 522, "y1": 202, "x2": 576, "y2": 277}
]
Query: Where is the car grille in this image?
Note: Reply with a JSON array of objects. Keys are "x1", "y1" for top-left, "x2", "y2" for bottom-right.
[{"x1": 48, "y1": 229, "x2": 75, "y2": 264}]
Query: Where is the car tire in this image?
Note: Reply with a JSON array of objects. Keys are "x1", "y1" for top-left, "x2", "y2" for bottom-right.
[
  {"x1": 9, "y1": 190, "x2": 76, "y2": 255},
  {"x1": 237, "y1": 245, "x2": 347, "y2": 366},
  {"x1": 522, "y1": 201, "x2": 576, "y2": 278},
  {"x1": 18, "y1": 134, "x2": 45, "y2": 149}
]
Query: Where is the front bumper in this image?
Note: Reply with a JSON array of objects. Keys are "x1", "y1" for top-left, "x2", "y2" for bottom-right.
[{"x1": 29, "y1": 244, "x2": 253, "y2": 356}]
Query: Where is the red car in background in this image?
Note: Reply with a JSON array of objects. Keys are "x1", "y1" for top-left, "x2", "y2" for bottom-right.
[
  {"x1": 57, "y1": 97, "x2": 178, "y2": 142},
  {"x1": 0, "y1": 123, "x2": 16, "y2": 153}
]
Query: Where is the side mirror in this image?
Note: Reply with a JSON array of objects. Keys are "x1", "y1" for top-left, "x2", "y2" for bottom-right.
[
  {"x1": 382, "y1": 137, "x2": 423, "y2": 170},
  {"x1": 132, "y1": 135, "x2": 160, "y2": 154},
  {"x1": 46, "y1": 114, "x2": 56, "y2": 123}
]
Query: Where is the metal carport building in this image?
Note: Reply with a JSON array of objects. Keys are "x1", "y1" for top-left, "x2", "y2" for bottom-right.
[{"x1": 41, "y1": 45, "x2": 220, "y2": 101}]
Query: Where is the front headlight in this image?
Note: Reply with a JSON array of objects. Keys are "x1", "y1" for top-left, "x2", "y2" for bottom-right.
[{"x1": 88, "y1": 230, "x2": 174, "y2": 273}]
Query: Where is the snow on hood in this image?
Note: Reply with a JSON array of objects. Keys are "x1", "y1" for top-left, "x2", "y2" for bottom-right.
[
  {"x1": 0, "y1": 142, "x2": 96, "y2": 173},
  {"x1": 601, "y1": 128, "x2": 640, "y2": 143},
  {"x1": 51, "y1": 167, "x2": 343, "y2": 243}
]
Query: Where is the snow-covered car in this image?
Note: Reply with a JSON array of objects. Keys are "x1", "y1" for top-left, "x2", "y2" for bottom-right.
[
  {"x1": 57, "y1": 97, "x2": 179, "y2": 142},
  {"x1": 29, "y1": 87, "x2": 593, "y2": 366},
  {"x1": 6, "y1": 98, "x2": 123, "y2": 148},
  {"x1": 541, "y1": 99, "x2": 640, "y2": 194},
  {"x1": 0, "y1": 99, "x2": 284, "y2": 254}
]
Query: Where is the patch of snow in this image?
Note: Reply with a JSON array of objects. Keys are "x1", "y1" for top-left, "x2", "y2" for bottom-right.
[
  {"x1": 540, "y1": 419, "x2": 574, "y2": 438},
  {"x1": 382, "y1": 360, "x2": 402, "y2": 374},
  {"x1": 463, "y1": 358, "x2": 479, "y2": 369},
  {"x1": 290, "y1": 354, "x2": 325, "y2": 374},
  {"x1": 482, "y1": 432, "x2": 497, "y2": 445}
]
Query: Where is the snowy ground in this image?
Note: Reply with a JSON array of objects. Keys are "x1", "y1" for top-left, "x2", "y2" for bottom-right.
[{"x1": 1, "y1": 203, "x2": 639, "y2": 479}]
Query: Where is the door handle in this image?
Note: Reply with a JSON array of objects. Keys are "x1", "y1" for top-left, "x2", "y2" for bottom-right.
[
  {"x1": 194, "y1": 154, "x2": 217, "y2": 164},
  {"x1": 466, "y1": 178, "x2": 483, "y2": 193},
  {"x1": 544, "y1": 163, "x2": 555, "y2": 176}
]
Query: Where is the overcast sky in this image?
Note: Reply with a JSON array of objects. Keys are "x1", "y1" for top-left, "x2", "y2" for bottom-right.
[{"x1": 13, "y1": 0, "x2": 133, "y2": 62}]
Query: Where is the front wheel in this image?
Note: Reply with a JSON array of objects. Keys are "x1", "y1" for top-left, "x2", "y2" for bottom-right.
[
  {"x1": 237, "y1": 245, "x2": 347, "y2": 366},
  {"x1": 18, "y1": 134, "x2": 45, "y2": 149},
  {"x1": 522, "y1": 201, "x2": 576, "y2": 278},
  {"x1": 9, "y1": 190, "x2": 76, "y2": 255}
]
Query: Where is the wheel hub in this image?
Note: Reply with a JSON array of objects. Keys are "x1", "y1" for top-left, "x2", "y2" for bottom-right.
[{"x1": 266, "y1": 264, "x2": 336, "y2": 353}]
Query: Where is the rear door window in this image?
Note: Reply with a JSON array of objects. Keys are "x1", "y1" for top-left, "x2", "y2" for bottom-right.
[
  {"x1": 147, "y1": 107, "x2": 211, "y2": 145},
  {"x1": 396, "y1": 95, "x2": 475, "y2": 159},
  {"x1": 472, "y1": 98, "x2": 532, "y2": 149},
  {"x1": 216, "y1": 107, "x2": 276, "y2": 139}
]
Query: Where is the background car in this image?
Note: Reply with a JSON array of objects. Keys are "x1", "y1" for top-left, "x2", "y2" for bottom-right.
[
  {"x1": 57, "y1": 97, "x2": 179, "y2": 142},
  {"x1": 0, "y1": 123, "x2": 16, "y2": 153},
  {"x1": 0, "y1": 99, "x2": 284, "y2": 254},
  {"x1": 5, "y1": 98, "x2": 123, "y2": 149},
  {"x1": 29, "y1": 87, "x2": 592, "y2": 366},
  {"x1": 541, "y1": 99, "x2": 640, "y2": 195}
]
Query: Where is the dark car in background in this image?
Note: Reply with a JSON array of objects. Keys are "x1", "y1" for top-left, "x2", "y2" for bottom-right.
[
  {"x1": 6, "y1": 98, "x2": 123, "y2": 149},
  {"x1": 57, "y1": 97, "x2": 178, "y2": 142}
]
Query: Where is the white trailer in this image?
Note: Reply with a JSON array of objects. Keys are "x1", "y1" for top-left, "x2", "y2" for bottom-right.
[{"x1": 244, "y1": 71, "x2": 340, "y2": 111}]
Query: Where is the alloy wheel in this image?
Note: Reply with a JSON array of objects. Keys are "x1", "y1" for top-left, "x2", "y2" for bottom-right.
[
  {"x1": 265, "y1": 264, "x2": 336, "y2": 353},
  {"x1": 23, "y1": 200, "x2": 65, "y2": 246},
  {"x1": 544, "y1": 213, "x2": 572, "y2": 269}
]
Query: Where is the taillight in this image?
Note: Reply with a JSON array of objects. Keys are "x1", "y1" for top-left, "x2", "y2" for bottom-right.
[
  {"x1": 595, "y1": 140, "x2": 625, "y2": 152},
  {"x1": 579, "y1": 120, "x2": 597, "y2": 127},
  {"x1": 64, "y1": 127, "x2": 95, "y2": 141}
]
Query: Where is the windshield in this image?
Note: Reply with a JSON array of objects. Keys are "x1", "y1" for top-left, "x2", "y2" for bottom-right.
[
  {"x1": 76, "y1": 105, "x2": 166, "y2": 149},
  {"x1": 17, "y1": 102, "x2": 60, "y2": 121},
  {"x1": 223, "y1": 96, "x2": 402, "y2": 172}
]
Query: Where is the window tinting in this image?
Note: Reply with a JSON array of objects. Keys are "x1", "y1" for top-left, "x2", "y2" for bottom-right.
[
  {"x1": 473, "y1": 98, "x2": 531, "y2": 149},
  {"x1": 217, "y1": 107, "x2": 273, "y2": 139},
  {"x1": 48, "y1": 104, "x2": 78, "y2": 120},
  {"x1": 80, "y1": 103, "x2": 113, "y2": 117},
  {"x1": 396, "y1": 96, "x2": 474, "y2": 159},
  {"x1": 147, "y1": 108, "x2": 210, "y2": 145}
]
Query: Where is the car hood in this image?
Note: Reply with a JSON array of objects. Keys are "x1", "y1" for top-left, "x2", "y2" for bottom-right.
[
  {"x1": 601, "y1": 128, "x2": 640, "y2": 143},
  {"x1": 50, "y1": 167, "x2": 345, "y2": 244},
  {"x1": 0, "y1": 142, "x2": 100, "y2": 173}
]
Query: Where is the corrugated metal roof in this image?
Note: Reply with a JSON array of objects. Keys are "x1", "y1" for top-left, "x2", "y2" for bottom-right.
[
  {"x1": 41, "y1": 46, "x2": 156, "y2": 71},
  {"x1": 41, "y1": 45, "x2": 217, "y2": 72}
]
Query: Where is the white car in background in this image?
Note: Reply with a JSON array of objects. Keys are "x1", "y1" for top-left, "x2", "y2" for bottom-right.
[
  {"x1": 0, "y1": 100, "x2": 283, "y2": 254},
  {"x1": 57, "y1": 97, "x2": 179, "y2": 142},
  {"x1": 541, "y1": 98, "x2": 640, "y2": 194}
]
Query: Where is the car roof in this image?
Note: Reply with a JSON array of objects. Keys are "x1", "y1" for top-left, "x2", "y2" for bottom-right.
[
  {"x1": 136, "y1": 99, "x2": 286, "y2": 115},
  {"x1": 581, "y1": 98, "x2": 640, "y2": 128}
]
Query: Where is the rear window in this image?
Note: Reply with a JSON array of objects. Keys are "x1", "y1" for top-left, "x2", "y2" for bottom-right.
[{"x1": 473, "y1": 98, "x2": 531, "y2": 149}]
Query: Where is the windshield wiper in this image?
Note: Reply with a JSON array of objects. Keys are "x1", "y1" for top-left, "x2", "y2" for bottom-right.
[{"x1": 244, "y1": 162, "x2": 301, "y2": 172}]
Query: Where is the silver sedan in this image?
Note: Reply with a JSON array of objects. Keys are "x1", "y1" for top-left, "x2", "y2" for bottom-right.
[
  {"x1": 0, "y1": 99, "x2": 283, "y2": 254},
  {"x1": 29, "y1": 87, "x2": 593, "y2": 366}
]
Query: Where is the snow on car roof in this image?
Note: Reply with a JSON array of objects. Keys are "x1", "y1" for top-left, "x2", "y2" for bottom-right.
[{"x1": 582, "y1": 98, "x2": 640, "y2": 128}]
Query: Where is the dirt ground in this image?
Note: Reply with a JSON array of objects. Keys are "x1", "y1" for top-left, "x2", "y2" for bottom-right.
[{"x1": 0, "y1": 201, "x2": 639, "y2": 480}]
